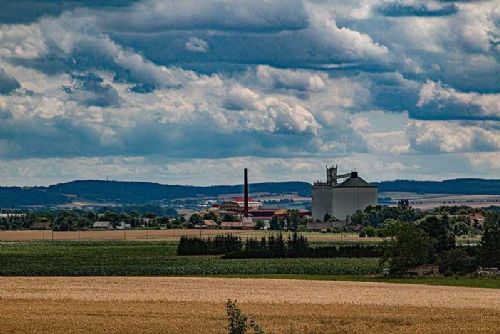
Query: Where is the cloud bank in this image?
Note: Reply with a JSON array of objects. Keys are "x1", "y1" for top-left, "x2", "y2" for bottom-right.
[{"x1": 0, "y1": 0, "x2": 498, "y2": 185}]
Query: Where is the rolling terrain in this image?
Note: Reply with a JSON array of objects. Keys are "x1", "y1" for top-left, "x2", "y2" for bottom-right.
[{"x1": 1, "y1": 178, "x2": 499, "y2": 207}]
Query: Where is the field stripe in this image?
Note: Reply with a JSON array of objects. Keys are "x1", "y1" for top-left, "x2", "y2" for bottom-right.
[{"x1": 1, "y1": 277, "x2": 498, "y2": 309}]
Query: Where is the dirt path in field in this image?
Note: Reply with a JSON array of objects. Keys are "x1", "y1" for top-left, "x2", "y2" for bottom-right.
[{"x1": 0, "y1": 277, "x2": 499, "y2": 333}]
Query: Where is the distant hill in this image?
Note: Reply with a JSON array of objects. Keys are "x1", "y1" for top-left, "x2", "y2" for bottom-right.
[
  {"x1": 0, "y1": 180, "x2": 311, "y2": 208},
  {"x1": 374, "y1": 178, "x2": 500, "y2": 195},
  {"x1": 0, "y1": 178, "x2": 499, "y2": 207},
  {"x1": 47, "y1": 180, "x2": 312, "y2": 203}
]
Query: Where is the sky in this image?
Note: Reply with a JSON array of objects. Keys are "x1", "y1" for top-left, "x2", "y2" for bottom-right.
[{"x1": 0, "y1": 0, "x2": 498, "y2": 186}]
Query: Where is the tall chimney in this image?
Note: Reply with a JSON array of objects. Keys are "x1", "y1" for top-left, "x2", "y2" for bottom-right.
[{"x1": 244, "y1": 168, "x2": 249, "y2": 217}]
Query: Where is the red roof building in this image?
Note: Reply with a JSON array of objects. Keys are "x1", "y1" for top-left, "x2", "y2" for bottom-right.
[{"x1": 220, "y1": 221, "x2": 256, "y2": 230}]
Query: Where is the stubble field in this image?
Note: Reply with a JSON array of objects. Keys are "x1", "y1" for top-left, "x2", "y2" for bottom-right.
[
  {"x1": 0, "y1": 277, "x2": 499, "y2": 333},
  {"x1": 0, "y1": 229, "x2": 380, "y2": 242}
]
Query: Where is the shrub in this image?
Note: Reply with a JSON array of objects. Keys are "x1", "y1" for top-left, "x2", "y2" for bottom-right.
[{"x1": 227, "y1": 300, "x2": 264, "y2": 334}]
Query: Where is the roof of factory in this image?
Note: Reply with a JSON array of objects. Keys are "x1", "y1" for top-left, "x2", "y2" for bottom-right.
[{"x1": 337, "y1": 173, "x2": 376, "y2": 188}]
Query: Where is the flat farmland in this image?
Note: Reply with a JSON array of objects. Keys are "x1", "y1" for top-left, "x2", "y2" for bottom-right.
[
  {"x1": 0, "y1": 241, "x2": 379, "y2": 276},
  {"x1": 0, "y1": 277, "x2": 499, "y2": 334},
  {"x1": 0, "y1": 229, "x2": 383, "y2": 242}
]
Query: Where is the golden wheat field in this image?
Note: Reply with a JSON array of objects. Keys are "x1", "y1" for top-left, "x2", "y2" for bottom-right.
[{"x1": 0, "y1": 277, "x2": 499, "y2": 333}]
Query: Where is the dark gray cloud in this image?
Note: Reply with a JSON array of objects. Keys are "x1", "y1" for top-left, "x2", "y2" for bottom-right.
[
  {"x1": 377, "y1": 3, "x2": 458, "y2": 17},
  {"x1": 63, "y1": 72, "x2": 120, "y2": 107},
  {"x1": 102, "y1": 0, "x2": 308, "y2": 33},
  {"x1": 0, "y1": 0, "x2": 498, "y2": 184},
  {"x1": 130, "y1": 83, "x2": 155, "y2": 94},
  {"x1": 413, "y1": 81, "x2": 499, "y2": 121},
  {"x1": 0, "y1": 0, "x2": 139, "y2": 24},
  {"x1": 0, "y1": 68, "x2": 20, "y2": 94}
]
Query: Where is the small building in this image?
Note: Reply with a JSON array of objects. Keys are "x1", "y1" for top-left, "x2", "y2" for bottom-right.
[
  {"x1": 93, "y1": 221, "x2": 113, "y2": 230},
  {"x1": 249, "y1": 208, "x2": 284, "y2": 223},
  {"x1": 0, "y1": 213, "x2": 26, "y2": 218},
  {"x1": 115, "y1": 221, "x2": 131, "y2": 230},
  {"x1": 194, "y1": 220, "x2": 218, "y2": 229},
  {"x1": 220, "y1": 221, "x2": 256, "y2": 230},
  {"x1": 306, "y1": 221, "x2": 345, "y2": 232},
  {"x1": 468, "y1": 213, "x2": 485, "y2": 225},
  {"x1": 249, "y1": 208, "x2": 312, "y2": 224},
  {"x1": 306, "y1": 222, "x2": 331, "y2": 232},
  {"x1": 141, "y1": 217, "x2": 153, "y2": 226},
  {"x1": 219, "y1": 197, "x2": 262, "y2": 213},
  {"x1": 405, "y1": 264, "x2": 439, "y2": 277},
  {"x1": 29, "y1": 221, "x2": 52, "y2": 230}
]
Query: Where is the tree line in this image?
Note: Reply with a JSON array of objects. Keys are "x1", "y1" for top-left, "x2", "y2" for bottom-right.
[
  {"x1": 381, "y1": 212, "x2": 499, "y2": 276},
  {"x1": 178, "y1": 233, "x2": 382, "y2": 259}
]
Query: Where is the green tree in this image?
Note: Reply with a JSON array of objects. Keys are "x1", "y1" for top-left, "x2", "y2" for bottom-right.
[
  {"x1": 203, "y1": 211, "x2": 218, "y2": 222},
  {"x1": 254, "y1": 221, "x2": 265, "y2": 230},
  {"x1": 189, "y1": 213, "x2": 203, "y2": 226},
  {"x1": 287, "y1": 209, "x2": 300, "y2": 231},
  {"x1": 480, "y1": 212, "x2": 500, "y2": 268},
  {"x1": 222, "y1": 214, "x2": 240, "y2": 222},
  {"x1": 363, "y1": 226, "x2": 376, "y2": 237},
  {"x1": 439, "y1": 248, "x2": 476, "y2": 275},
  {"x1": 381, "y1": 221, "x2": 432, "y2": 276},
  {"x1": 270, "y1": 216, "x2": 284, "y2": 230},
  {"x1": 417, "y1": 215, "x2": 455, "y2": 259}
]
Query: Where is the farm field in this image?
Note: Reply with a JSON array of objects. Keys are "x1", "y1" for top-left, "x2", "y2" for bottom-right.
[
  {"x1": 0, "y1": 229, "x2": 383, "y2": 242},
  {"x1": 1, "y1": 240, "x2": 497, "y2": 288},
  {"x1": 0, "y1": 277, "x2": 499, "y2": 334},
  {"x1": 0, "y1": 241, "x2": 379, "y2": 276},
  {"x1": 0, "y1": 229, "x2": 481, "y2": 245}
]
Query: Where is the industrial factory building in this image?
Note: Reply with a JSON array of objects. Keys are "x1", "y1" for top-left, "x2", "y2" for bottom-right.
[{"x1": 312, "y1": 165, "x2": 377, "y2": 221}]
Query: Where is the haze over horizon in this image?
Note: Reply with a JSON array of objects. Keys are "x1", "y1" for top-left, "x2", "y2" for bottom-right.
[{"x1": 0, "y1": 0, "x2": 498, "y2": 186}]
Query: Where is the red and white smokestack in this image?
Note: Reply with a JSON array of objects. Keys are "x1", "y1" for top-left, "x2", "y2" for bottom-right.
[{"x1": 244, "y1": 168, "x2": 249, "y2": 217}]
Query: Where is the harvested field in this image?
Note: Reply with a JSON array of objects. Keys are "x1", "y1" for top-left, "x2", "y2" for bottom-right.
[
  {"x1": 0, "y1": 277, "x2": 499, "y2": 333},
  {"x1": 0, "y1": 229, "x2": 381, "y2": 242}
]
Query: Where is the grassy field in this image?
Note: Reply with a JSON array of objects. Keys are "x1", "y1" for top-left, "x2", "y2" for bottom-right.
[{"x1": 0, "y1": 277, "x2": 499, "y2": 333}]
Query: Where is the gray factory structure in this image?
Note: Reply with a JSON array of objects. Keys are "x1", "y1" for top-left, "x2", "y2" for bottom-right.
[{"x1": 312, "y1": 165, "x2": 377, "y2": 222}]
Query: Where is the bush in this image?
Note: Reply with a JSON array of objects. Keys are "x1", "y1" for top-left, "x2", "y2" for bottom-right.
[{"x1": 227, "y1": 300, "x2": 264, "y2": 334}]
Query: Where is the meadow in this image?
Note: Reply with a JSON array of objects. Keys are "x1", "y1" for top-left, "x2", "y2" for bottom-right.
[{"x1": 0, "y1": 277, "x2": 499, "y2": 334}]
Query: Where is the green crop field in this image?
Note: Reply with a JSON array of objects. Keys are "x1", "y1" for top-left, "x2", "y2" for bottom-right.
[
  {"x1": 0, "y1": 241, "x2": 379, "y2": 276},
  {"x1": 1, "y1": 241, "x2": 497, "y2": 288}
]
